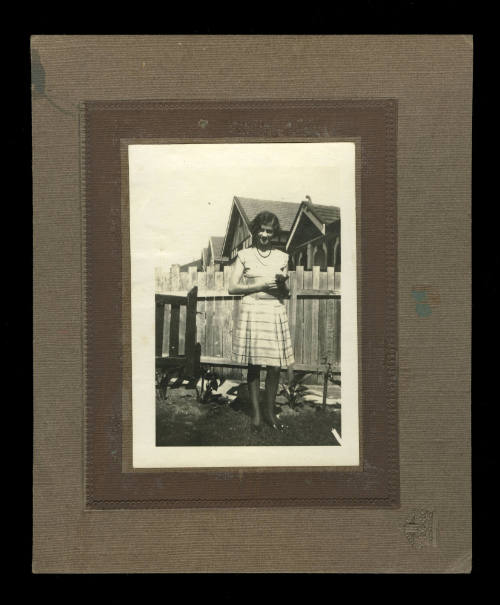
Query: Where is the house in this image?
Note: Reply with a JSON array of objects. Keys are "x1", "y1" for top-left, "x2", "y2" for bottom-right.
[
  {"x1": 286, "y1": 198, "x2": 341, "y2": 271},
  {"x1": 204, "y1": 236, "x2": 229, "y2": 271},
  {"x1": 180, "y1": 257, "x2": 203, "y2": 272},
  {"x1": 199, "y1": 246, "x2": 209, "y2": 271},
  {"x1": 221, "y1": 196, "x2": 300, "y2": 261},
  {"x1": 179, "y1": 237, "x2": 229, "y2": 273}
]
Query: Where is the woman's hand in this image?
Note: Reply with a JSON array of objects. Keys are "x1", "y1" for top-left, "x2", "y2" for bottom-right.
[{"x1": 253, "y1": 278, "x2": 278, "y2": 292}]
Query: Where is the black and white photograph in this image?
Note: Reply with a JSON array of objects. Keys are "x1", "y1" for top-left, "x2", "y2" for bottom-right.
[{"x1": 129, "y1": 142, "x2": 359, "y2": 467}]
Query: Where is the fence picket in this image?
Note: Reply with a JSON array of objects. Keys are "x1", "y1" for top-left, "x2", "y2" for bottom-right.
[
  {"x1": 188, "y1": 265, "x2": 198, "y2": 287},
  {"x1": 327, "y1": 267, "x2": 337, "y2": 367},
  {"x1": 206, "y1": 266, "x2": 215, "y2": 357},
  {"x1": 222, "y1": 266, "x2": 233, "y2": 379},
  {"x1": 303, "y1": 269, "x2": 313, "y2": 367},
  {"x1": 318, "y1": 270, "x2": 328, "y2": 365},
  {"x1": 335, "y1": 297, "x2": 341, "y2": 369},
  {"x1": 311, "y1": 266, "x2": 320, "y2": 383},
  {"x1": 214, "y1": 271, "x2": 224, "y2": 357},
  {"x1": 294, "y1": 266, "x2": 304, "y2": 364},
  {"x1": 288, "y1": 270, "x2": 297, "y2": 366},
  {"x1": 334, "y1": 270, "x2": 341, "y2": 292},
  {"x1": 178, "y1": 272, "x2": 190, "y2": 355},
  {"x1": 196, "y1": 271, "x2": 207, "y2": 353},
  {"x1": 170, "y1": 265, "x2": 180, "y2": 290}
]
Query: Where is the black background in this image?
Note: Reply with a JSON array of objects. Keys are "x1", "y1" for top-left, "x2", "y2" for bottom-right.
[{"x1": 6, "y1": 0, "x2": 487, "y2": 595}]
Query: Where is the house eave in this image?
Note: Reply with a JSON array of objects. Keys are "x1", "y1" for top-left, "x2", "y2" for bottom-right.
[
  {"x1": 221, "y1": 196, "x2": 251, "y2": 257},
  {"x1": 286, "y1": 202, "x2": 325, "y2": 251}
]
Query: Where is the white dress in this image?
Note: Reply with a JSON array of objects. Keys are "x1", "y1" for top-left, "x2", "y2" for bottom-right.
[{"x1": 232, "y1": 247, "x2": 295, "y2": 367}]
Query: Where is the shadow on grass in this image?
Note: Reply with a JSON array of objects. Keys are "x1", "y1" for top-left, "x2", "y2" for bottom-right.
[{"x1": 156, "y1": 388, "x2": 341, "y2": 447}]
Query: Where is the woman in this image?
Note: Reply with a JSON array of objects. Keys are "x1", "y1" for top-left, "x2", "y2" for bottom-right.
[{"x1": 228, "y1": 211, "x2": 295, "y2": 432}]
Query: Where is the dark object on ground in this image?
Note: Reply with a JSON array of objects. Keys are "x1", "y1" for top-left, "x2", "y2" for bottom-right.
[
  {"x1": 197, "y1": 368, "x2": 225, "y2": 403},
  {"x1": 279, "y1": 372, "x2": 310, "y2": 410}
]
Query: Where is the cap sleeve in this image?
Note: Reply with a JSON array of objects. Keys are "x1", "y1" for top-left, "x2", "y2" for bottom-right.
[{"x1": 279, "y1": 250, "x2": 289, "y2": 271}]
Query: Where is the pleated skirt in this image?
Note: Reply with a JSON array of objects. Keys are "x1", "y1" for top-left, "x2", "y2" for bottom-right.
[{"x1": 232, "y1": 295, "x2": 295, "y2": 368}]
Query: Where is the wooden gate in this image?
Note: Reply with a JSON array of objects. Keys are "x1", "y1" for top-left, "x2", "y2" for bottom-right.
[{"x1": 155, "y1": 264, "x2": 340, "y2": 384}]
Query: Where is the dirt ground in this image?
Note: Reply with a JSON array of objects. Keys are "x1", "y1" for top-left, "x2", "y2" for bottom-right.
[{"x1": 156, "y1": 382, "x2": 341, "y2": 447}]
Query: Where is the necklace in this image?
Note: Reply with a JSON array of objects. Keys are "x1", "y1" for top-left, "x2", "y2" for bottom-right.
[{"x1": 256, "y1": 247, "x2": 272, "y2": 258}]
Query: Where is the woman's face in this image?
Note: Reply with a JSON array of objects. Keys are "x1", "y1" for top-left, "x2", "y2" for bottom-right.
[{"x1": 256, "y1": 223, "x2": 274, "y2": 247}]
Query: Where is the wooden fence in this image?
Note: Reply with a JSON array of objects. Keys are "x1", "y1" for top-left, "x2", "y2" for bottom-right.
[{"x1": 155, "y1": 264, "x2": 341, "y2": 384}]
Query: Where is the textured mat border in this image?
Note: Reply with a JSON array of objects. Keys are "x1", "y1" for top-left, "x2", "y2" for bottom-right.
[{"x1": 82, "y1": 99, "x2": 398, "y2": 509}]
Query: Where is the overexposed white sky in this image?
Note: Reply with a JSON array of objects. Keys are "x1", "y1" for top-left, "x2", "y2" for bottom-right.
[{"x1": 129, "y1": 142, "x2": 355, "y2": 267}]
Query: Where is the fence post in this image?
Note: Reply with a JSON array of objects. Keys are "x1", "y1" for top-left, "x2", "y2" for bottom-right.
[
  {"x1": 155, "y1": 299, "x2": 165, "y2": 358},
  {"x1": 185, "y1": 285, "x2": 198, "y2": 376}
]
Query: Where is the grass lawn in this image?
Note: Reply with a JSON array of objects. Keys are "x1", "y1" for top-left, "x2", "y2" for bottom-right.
[{"x1": 156, "y1": 386, "x2": 341, "y2": 447}]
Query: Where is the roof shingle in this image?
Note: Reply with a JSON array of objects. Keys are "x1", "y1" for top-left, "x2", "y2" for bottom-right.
[
  {"x1": 234, "y1": 196, "x2": 300, "y2": 232},
  {"x1": 309, "y1": 202, "x2": 340, "y2": 225},
  {"x1": 210, "y1": 236, "x2": 226, "y2": 260}
]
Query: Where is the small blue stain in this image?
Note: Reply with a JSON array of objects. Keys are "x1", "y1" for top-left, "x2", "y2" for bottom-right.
[
  {"x1": 411, "y1": 291, "x2": 432, "y2": 317},
  {"x1": 416, "y1": 303, "x2": 432, "y2": 317},
  {"x1": 411, "y1": 290, "x2": 427, "y2": 303}
]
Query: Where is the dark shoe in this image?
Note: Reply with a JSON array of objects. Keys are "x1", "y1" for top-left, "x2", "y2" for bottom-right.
[{"x1": 251, "y1": 424, "x2": 263, "y2": 434}]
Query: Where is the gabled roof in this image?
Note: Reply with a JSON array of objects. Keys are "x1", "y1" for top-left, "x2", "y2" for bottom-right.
[
  {"x1": 286, "y1": 200, "x2": 341, "y2": 251},
  {"x1": 309, "y1": 203, "x2": 340, "y2": 225},
  {"x1": 234, "y1": 196, "x2": 300, "y2": 231},
  {"x1": 209, "y1": 236, "x2": 226, "y2": 261},
  {"x1": 222, "y1": 196, "x2": 301, "y2": 257}
]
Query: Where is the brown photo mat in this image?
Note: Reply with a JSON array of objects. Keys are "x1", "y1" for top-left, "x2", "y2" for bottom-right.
[
  {"x1": 84, "y1": 100, "x2": 398, "y2": 508},
  {"x1": 33, "y1": 36, "x2": 471, "y2": 573}
]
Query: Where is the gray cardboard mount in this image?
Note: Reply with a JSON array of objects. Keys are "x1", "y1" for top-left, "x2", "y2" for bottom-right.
[{"x1": 33, "y1": 35, "x2": 471, "y2": 573}]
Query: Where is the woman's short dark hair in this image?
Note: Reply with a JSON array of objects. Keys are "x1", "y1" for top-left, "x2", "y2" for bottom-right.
[{"x1": 250, "y1": 211, "x2": 281, "y2": 246}]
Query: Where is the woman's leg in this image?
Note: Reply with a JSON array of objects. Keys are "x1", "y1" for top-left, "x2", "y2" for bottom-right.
[
  {"x1": 247, "y1": 364, "x2": 261, "y2": 427},
  {"x1": 264, "y1": 366, "x2": 282, "y2": 426}
]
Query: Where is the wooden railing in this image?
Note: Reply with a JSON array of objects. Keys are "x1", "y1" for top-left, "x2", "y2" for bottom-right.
[{"x1": 155, "y1": 286, "x2": 199, "y2": 377}]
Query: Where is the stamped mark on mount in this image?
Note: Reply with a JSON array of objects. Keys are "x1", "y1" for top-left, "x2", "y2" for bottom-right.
[{"x1": 404, "y1": 509, "x2": 439, "y2": 548}]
